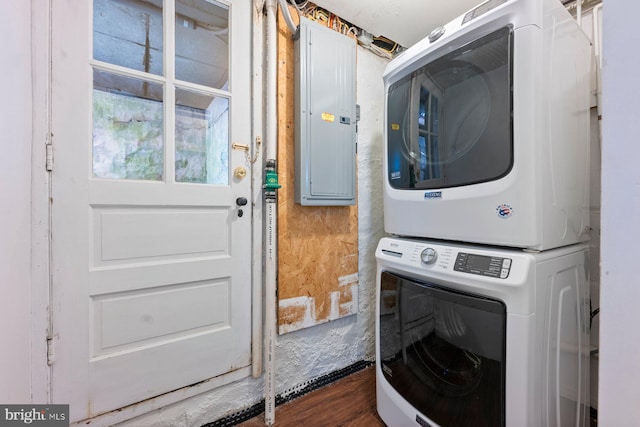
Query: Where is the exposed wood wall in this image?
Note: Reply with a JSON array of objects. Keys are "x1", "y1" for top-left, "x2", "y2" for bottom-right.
[{"x1": 277, "y1": 8, "x2": 359, "y2": 334}]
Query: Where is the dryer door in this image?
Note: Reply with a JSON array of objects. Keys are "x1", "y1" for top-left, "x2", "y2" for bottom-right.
[
  {"x1": 379, "y1": 271, "x2": 507, "y2": 427},
  {"x1": 386, "y1": 26, "x2": 513, "y2": 190}
]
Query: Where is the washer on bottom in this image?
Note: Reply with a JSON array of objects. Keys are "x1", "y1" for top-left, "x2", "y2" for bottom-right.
[{"x1": 375, "y1": 237, "x2": 590, "y2": 427}]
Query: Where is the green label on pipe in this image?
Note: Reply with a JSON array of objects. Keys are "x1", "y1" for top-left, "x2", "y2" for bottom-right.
[{"x1": 264, "y1": 171, "x2": 282, "y2": 189}]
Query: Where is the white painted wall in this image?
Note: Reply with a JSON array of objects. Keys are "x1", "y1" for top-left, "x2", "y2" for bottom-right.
[
  {"x1": 116, "y1": 45, "x2": 388, "y2": 426},
  {"x1": 0, "y1": 0, "x2": 33, "y2": 404},
  {"x1": 598, "y1": 2, "x2": 640, "y2": 424}
]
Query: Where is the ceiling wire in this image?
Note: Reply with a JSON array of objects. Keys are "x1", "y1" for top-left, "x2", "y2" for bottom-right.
[{"x1": 297, "y1": 1, "x2": 401, "y2": 59}]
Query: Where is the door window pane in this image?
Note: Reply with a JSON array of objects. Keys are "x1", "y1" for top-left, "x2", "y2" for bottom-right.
[
  {"x1": 94, "y1": 0, "x2": 163, "y2": 76},
  {"x1": 175, "y1": 88, "x2": 229, "y2": 184},
  {"x1": 93, "y1": 70, "x2": 164, "y2": 180},
  {"x1": 175, "y1": 0, "x2": 229, "y2": 89}
]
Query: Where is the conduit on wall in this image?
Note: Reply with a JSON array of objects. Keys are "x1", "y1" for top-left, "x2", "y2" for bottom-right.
[
  {"x1": 263, "y1": 0, "x2": 279, "y2": 425},
  {"x1": 264, "y1": 1, "x2": 298, "y2": 424}
]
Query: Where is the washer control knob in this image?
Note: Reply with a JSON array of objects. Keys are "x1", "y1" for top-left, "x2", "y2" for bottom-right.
[{"x1": 421, "y1": 248, "x2": 438, "y2": 265}]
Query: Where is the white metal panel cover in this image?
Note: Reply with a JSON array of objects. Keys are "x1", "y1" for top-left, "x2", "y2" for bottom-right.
[{"x1": 294, "y1": 17, "x2": 357, "y2": 206}]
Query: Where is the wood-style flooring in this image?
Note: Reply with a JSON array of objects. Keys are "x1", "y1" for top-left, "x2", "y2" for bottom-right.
[
  {"x1": 237, "y1": 365, "x2": 598, "y2": 427},
  {"x1": 237, "y1": 366, "x2": 385, "y2": 427}
]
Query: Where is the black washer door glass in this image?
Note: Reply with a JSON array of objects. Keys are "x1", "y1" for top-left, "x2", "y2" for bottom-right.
[
  {"x1": 387, "y1": 27, "x2": 513, "y2": 190},
  {"x1": 379, "y1": 271, "x2": 506, "y2": 427}
]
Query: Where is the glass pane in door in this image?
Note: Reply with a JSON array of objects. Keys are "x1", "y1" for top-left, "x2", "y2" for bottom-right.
[
  {"x1": 175, "y1": 0, "x2": 229, "y2": 89},
  {"x1": 94, "y1": 0, "x2": 163, "y2": 76},
  {"x1": 175, "y1": 88, "x2": 229, "y2": 184},
  {"x1": 93, "y1": 70, "x2": 164, "y2": 180}
]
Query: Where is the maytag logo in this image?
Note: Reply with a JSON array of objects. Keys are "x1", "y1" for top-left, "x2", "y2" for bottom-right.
[
  {"x1": 424, "y1": 191, "x2": 442, "y2": 199},
  {"x1": 416, "y1": 414, "x2": 433, "y2": 427}
]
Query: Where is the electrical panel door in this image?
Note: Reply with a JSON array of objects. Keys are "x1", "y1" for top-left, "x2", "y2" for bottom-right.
[{"x1": 294, "y1": 17, "x2": 357, "y2": 206}]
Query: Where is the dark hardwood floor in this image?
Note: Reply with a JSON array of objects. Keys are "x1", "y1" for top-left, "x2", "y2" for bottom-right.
[
  {"x1": 237, "y1": 365, "x2": 598, "y2": 427},
  {"x1": 238, "y1": 366, "x2": 385, "y2": 427}
]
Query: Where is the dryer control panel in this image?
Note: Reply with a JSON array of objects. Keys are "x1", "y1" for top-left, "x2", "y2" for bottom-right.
[{"x1": 454, "y1": 252, "x2": 512, "y2": 279}]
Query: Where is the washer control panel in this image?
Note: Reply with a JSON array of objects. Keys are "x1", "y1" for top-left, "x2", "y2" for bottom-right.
[
  {"x1": 454, "y1": 252, "x2": 512, "y2": 279},
  {"x1": 377, "y1": 238, "x2": 517, "y2": 278}
]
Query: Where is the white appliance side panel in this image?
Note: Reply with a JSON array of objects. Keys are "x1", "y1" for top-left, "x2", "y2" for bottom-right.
[
  {"x1": 540, "y1": 0, "x2": 592, "y2": 249},
  {"x1": 535, "y1": 248, "x2": 591, "y2": 427}
]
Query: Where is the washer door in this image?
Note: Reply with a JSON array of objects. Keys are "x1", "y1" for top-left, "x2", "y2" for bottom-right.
[{"x1": 378, "y1": 271, "x2": 506, "y2": 427}]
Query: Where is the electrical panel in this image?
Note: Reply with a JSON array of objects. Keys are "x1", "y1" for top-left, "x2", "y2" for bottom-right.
[{"x1": 294, "y1": 17, "x2": 357, "y2": 206}]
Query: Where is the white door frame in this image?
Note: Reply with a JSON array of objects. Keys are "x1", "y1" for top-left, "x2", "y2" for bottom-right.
[{"x1": 30, "y1": 0, "x2": 54, "y2": 406}]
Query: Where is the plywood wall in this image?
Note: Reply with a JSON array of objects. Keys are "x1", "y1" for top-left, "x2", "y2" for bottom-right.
[{"x1": 277, "y1": 8, "x2": 359, "y2": 334}]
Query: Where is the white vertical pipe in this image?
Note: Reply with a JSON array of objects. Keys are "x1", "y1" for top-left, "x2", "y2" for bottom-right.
[
  {"x1": 593, "y1": 4, "x2": 602, "y2": 70},
  {"x1": 593, "y1": 3, "x2": 603, "y2": 115},
  {"x1": 264, "y1": 196, "x2": 277, "y2": 426},
  {"x1": 266, "y1": 0, "x2": 278, "y2": 162},
  {"x1": 264, "y1": 0, "x2": 278, "y2": 425},
  {"x1": 251, "y1": 0, "x2": 265, "y2": 379},
  {"x1": 577, "y1": 0, "x2": 582, "y2": 26}
]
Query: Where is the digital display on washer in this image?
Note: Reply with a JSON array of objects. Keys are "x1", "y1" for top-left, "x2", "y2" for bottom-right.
[{"x1": 454, "y1": 253, "x2": 511, "y2": 279}]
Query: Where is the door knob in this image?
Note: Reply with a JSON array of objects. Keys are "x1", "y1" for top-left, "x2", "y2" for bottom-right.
[{"x1": 236, "y1": 197, "x2": 248, "y2": 206}]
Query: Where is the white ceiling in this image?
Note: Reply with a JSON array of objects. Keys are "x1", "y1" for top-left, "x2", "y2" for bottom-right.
[{"x1": 312, "y1": 0, "x2": 483, "y2": 47}]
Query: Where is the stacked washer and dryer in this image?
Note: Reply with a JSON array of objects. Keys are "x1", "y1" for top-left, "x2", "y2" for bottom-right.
[{"x1": 375, "y1": 0, "x2": 592, "y2": 426}]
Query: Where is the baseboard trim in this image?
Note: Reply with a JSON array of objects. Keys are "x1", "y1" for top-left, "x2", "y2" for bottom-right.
[{"x1": 202, "y1": 360, "x2": 375, "y2": 427}]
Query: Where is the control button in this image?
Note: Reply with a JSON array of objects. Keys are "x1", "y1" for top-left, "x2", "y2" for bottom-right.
[
  {"x1": 421, "y1": 248, "x2": 438, "y2": 265},
  {"x1": 500, "y1": 268, "x2": 509, "y2": 279},
  {"x1": 502, "y1": 258, "x2": 512, "y2": 269}
]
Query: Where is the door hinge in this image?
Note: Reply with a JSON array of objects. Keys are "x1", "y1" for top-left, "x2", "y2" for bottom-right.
[
  {"x1": 45, "y1": 143, "x2": 53, "y2": 172},
  {"x1": 47, "y1": 336, "x2": 56, "y2": 366}
]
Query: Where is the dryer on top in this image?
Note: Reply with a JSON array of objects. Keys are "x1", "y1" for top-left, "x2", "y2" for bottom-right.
[{"x1": 383, "y1": 0, "x2": 591, "y2": 251}]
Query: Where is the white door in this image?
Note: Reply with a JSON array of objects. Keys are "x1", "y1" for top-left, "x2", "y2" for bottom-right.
[{"x1": 50, "y1": 0, "x2": 252, "y2": 422}]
